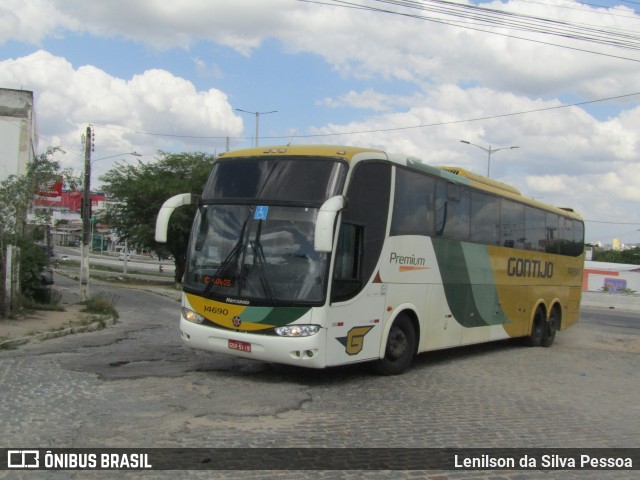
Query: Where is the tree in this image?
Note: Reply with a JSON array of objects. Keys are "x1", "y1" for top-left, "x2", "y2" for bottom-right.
[
  {"x1": 1, "y1": 147, "x2": 67, "y2": 315},
  {"x1": 593, "y1": 246, "x2": 640, "y2": 265},
  {"x1": 100, "y1": 152, "x2": 215, "y2": 284},
  {"x1": 0, "y1": 147, "x2": 64, "y2": 241}
]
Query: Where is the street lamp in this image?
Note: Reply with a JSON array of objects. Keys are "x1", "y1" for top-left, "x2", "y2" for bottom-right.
[
  {"x1": 236, "y1": 108, "x2": 278, "y2": 147},
  {"x1": 80, "y1": 125, "x2": 141, "y2": 301},
  {"x1": 460, "y1": 140, "x2": 519, "y2": 178}
]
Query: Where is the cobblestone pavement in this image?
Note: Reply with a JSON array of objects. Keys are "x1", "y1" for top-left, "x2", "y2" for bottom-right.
[{"x1": 0, "y1": 278, "x2": 638, "y2": 479}]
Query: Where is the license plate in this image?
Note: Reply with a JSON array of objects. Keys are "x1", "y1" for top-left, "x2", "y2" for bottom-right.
[{"x1": 228, "y1": 339, "x2": 251, "y2": 353}]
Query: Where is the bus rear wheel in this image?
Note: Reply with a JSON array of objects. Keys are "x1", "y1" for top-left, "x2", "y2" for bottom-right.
[
  {"x1": 373, "y1": 314, "x2": 416, "y2": 375},
  {"x1": 526, "y1": 307, "x2": 545, "y2": 347},
  {"x1": 541, "y1": 307, "x2": 559, "y2": 347}
]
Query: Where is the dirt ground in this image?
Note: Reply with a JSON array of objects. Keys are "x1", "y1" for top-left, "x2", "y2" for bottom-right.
[{"x1": 0, "y1": 304, "x2": 88, "y2": 341}]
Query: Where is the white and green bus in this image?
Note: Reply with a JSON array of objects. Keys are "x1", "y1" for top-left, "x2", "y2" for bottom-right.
[{"x1": 155, "y1": 145, "x2": 584, "y2": 374}]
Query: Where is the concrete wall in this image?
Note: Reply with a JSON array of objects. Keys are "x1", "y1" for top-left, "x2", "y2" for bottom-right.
[
  {"x1": 584, "y1": 261, "x2": 640, "y2": 293},
  {"x1": 0, "y1": 88, "x2": 37, "y2": 181}
]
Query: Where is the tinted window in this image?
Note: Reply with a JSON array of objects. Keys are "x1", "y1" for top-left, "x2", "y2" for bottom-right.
[
  {"x1": 525, "y1": 207, "x2": 546, "y2": 252},
  {"x1": 332, "y1": 162, "x2": 391, "y2": 302},
  {"x1": 437, "y1": 182, "x2": 469, "y2": 240},
  {"x1": 545, "y1": 213, "x2": 560, "y2": 253},
  {"x1": 560, "y1": 217, "x2": 584, "y2": 256},
  {"x1": 391, "y1": 168, "x2": 435, "y2": 236},
  {"x1": 203, "y1": 157, "x2": 346, "y2": 204},
  {"x1": 470, "y1": 191, "x2": 499, "y2": 245},
  {"x1": 501, "y1": 200, "x2": 525, "y2": 249}
]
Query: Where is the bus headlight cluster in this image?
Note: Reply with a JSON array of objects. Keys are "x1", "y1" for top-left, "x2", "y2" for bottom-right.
[
  {"x1": 182, "y1": 307, "x2": 205, "y2": 324},
  {"x1": 275, "y1": 325, "x2": 320, "y2": 337}
]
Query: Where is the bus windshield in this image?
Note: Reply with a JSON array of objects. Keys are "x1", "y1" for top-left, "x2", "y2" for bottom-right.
[{"x1": 184, "y1": 156, "x2": 347, "y2": 305}]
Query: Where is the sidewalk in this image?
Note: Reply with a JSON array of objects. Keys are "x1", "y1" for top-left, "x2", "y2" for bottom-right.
[{"x1": 0, "y1": 274, "x2": 179, "y2": 349}]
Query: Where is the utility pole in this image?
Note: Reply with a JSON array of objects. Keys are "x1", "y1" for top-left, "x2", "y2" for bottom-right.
[
  {"x1": 80, "y1": 125, "x2": 93, "y2": 302},
  {"x1": 236, "y1": 109, "x2": 278, "y2": 147},
  {"x1": 460, "y1": 140, "x2": 519, "y2": 178}
]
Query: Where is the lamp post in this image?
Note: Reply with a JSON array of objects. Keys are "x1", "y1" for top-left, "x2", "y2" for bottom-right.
[
  {"x1": 460, "y1": 140, "x2": 519, "y2": 178},
  {"x1": 236, "y1": 108, "x2": 278, "y2": 147},
  {"x1": 80, "y1": 126, "x2": 141, "y2": 301}
]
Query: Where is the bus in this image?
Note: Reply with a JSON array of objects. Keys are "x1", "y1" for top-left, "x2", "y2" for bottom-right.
[{"x1": 155, "y1": 145, "x2": 584, "y2": 374}]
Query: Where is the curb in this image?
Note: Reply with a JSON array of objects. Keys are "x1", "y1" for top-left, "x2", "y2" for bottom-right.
[{"x1": 0, "y1": 314, "x2": 117, "y2": 350}]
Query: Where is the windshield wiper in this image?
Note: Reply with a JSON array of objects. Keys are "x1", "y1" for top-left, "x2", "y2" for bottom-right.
[
  {"x1": 250, "y1": 220, "x2": 275, "y2": 303},
  {"x1": 205, "y1": 213, "x2": 251, "y2": 292}
]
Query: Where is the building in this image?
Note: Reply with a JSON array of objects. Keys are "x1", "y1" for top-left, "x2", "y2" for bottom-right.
[
  {"x1": 1, "y1": 88, "x2": 38, "y2": 317},
  {"x1": 34, "y1": 190, "x2": 109, "y2": 248},
  {"x1": 0, "y1": 89, "x2": 37, "y2": 181}
]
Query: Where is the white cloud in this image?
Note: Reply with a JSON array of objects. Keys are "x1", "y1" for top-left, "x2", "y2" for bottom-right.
[
  {"x1": 0, "y1": 0, "x2": 77, "y2": 45},
  {"x1": 5, "y1": 1, "x2": 640, "y2": 96},
  {"x1": 1, "y1": 1, "x2": 639, "y2": 242},
  {"x1": 0, "y1": 50, "x2": 243, "y2": 177}
]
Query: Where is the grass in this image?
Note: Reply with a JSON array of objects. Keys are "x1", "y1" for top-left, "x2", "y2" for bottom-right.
[
  {"x1": 20, "y1": 289, "x2": 64, "y2": 312},
  {"x1": 82, "y1": 292, "x2": 119, "y2": 320}
]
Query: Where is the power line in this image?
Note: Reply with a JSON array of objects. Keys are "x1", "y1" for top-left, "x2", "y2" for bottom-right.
[
  {"x1": 300, "y1": 0, "x2": 640, "y2": 62},
  {"x1": 91, "y1": 91, "x2": 640, "y2": 141},
  {"x1": 260, "y1": 91, "x2": 640, "y2": 140}
]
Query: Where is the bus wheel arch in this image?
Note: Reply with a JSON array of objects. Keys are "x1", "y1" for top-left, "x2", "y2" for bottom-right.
[
  {"x1": 373, "y1": 310, "x2": 419, "y2": 375},
  {"x1": 542, "y1": 303, "x2": 561, "y2": 347},
  {"x1": 526, "y1": 303, "x2": 547, "y2": 347}
]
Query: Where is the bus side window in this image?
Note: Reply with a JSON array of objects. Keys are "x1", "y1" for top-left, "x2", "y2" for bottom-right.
[
  {"x1": 470, "y1": 191, "x2": 499, "y2": 245},
  {"x1": 501, "y1": 199, "x2": 525, "y2": 249},
  {"x1": 545, "y1": 212, "x2": 560, "y2": 254},
  {"x1": 332, "y1": 223, "x2": 364, "y2": 300},
  {"x1": 560, "y1": 218, "x2": 584, "y2": 256},
  {"x1": 437, "y1": 182, "x2": 469, "y2": 240},
  {"x1": 331, "y1": 161, "x2": 391, "y2": 302},
  {"x1": 525, "y1": 206, "x2": 546, "y2": 252},
  {"x1": 390, "y1": 168, "x2": 435, "y2": 236}
]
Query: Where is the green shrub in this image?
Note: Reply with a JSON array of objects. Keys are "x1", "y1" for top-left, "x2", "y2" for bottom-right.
[{"x1": 82, "y1": 292, "x2": 119, "y2": 319}]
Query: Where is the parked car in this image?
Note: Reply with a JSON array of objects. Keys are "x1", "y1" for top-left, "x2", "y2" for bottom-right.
[
  {"x1": 40, "y1": 267, "x2": 54, "y2": 286},
  {"x1": 119, "y1": 253, "x2": 131, "y2": 261},
  {"x1": 60, "y1": 254, "x2": 70, "y2": 261}
]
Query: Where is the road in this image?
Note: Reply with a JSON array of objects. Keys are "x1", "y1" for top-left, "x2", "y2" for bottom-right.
[
  {"x1": 1, "y1": 276, "x2": 638, "y2": 479},
  {"x1": 54, "y1": 245, "x2": 176, "y2": 277},
  {"x1": 580, "y1": 307, "x2": 640, "y2": 332}
]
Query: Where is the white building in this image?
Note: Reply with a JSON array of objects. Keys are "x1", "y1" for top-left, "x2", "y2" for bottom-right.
[
  {"x1": 584, "y1": 261, "x2": 640, "y2": 293},
  {"x1": 0, "y1": 88, "x2": 37, "y2": 181}
]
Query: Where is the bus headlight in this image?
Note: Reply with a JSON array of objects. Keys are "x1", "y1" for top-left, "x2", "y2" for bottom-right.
[
  {"x1": 275, "y1": 325, "x2": 320, "y2": 337},
  {"x1": 182, "y1": 307, "x2": 205, "y2": 324}
]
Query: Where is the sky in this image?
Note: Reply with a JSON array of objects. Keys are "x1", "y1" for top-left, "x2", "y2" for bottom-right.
[{"x1": 1, "y1": 0, "x2": 639, "y2": 245}]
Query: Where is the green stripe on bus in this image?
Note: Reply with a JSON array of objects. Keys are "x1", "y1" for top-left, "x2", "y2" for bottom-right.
[
  {"x1": 432, "y1": 238, "x2": 509, "y2": 327},
  {"x1": 260, "y1": 306, "x2": 312, "y2": 326}
]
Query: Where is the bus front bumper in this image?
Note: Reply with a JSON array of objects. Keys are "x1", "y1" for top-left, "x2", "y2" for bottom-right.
[{"x1": 180, "y1": 318, "x2": 327, "y2": 369}]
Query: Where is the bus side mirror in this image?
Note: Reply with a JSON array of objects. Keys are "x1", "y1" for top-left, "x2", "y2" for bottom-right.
[
  {"x1": 155, "y1": 193, "x2": 195, "y2": 243},
  {"x1": 314, "y1": 195, "x2": 345, "y2": 252}
]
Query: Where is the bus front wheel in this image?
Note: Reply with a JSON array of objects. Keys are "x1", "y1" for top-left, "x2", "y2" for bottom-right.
[{"x1": 373, "y1": 314, "x2": 416, "y2": 375}]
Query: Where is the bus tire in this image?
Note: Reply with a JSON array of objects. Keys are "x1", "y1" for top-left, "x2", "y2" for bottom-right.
[
  {"x1": 541, "y1": 307, "x2": 559, "y2": 347},
  {"x1": 526, "y1": 307, "x2": 545, "y2": 347},
  {"x1": 373, "y1": 314, "x2": 416, "y2": 375}
]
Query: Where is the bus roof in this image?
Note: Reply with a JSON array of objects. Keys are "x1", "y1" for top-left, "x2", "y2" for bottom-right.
[{"x1": 218, "y1": 144, "x2": 386, "y2": 162}]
